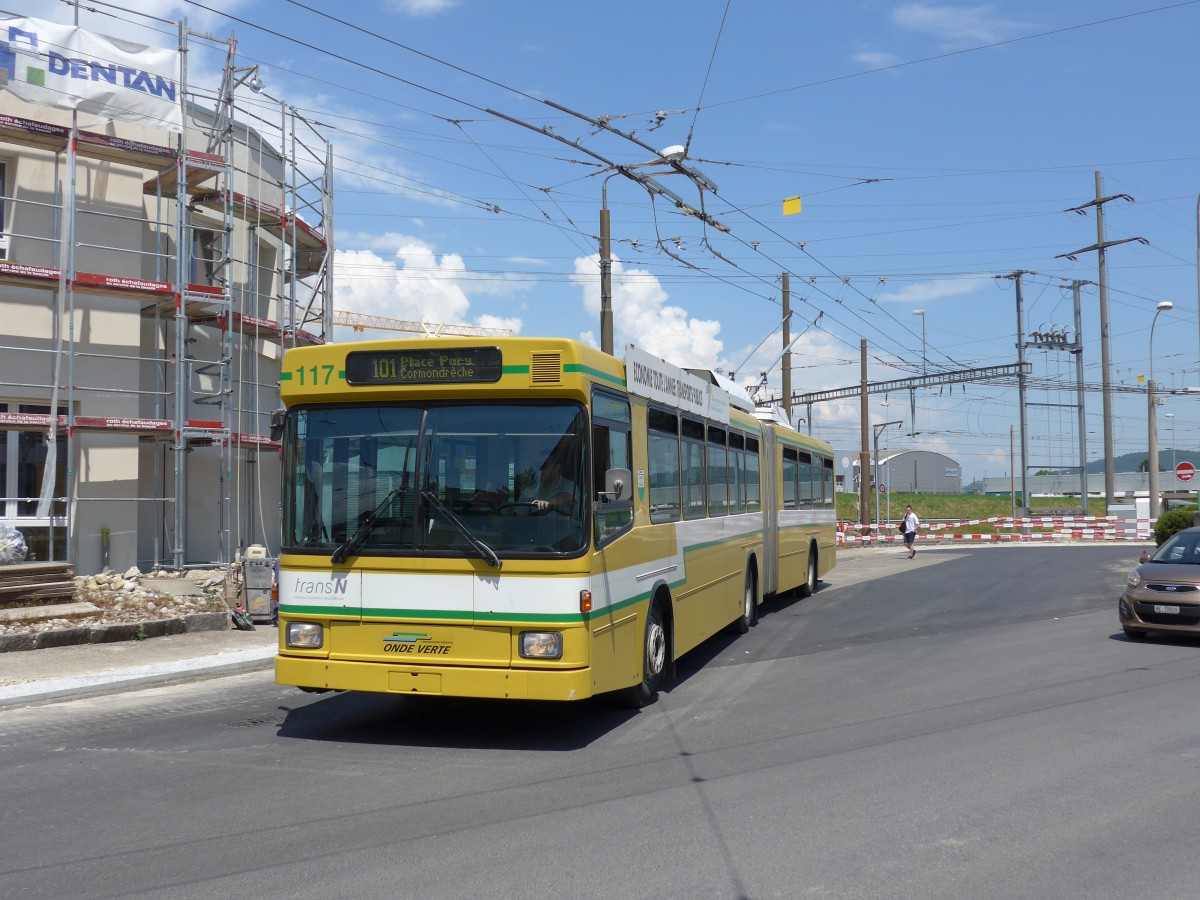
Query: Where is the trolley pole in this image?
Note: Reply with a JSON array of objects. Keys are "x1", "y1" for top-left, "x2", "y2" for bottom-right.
[{"x1": 782, "y1": 273, "x2": 791, "y2": 424}]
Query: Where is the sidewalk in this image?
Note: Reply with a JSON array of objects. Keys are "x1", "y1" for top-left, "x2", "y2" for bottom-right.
[{"x1": 0, "y1": 622, "x2": 278, "y2": 708}]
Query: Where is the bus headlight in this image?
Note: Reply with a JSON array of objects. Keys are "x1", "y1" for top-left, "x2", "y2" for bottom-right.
[
  {"x1": 519, "y1": 631, "x2": 563, "y2": 659},
  {"x1": 286, "y1": 622, "x2": 324, "y2": 649}
]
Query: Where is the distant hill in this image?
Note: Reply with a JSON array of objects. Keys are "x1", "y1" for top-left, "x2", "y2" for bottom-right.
[{"x1": 1085, "y1": 449, "x2": 1200, "y2": 474}]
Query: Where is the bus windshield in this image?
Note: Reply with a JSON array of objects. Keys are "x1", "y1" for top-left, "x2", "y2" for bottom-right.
[{"x1": 283, "y1": 401, "x2": 589, "y2": 559}]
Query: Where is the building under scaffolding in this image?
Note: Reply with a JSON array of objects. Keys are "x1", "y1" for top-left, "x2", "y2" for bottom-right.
[{"x1": 0, "y1": 17, "x2": 332, "y2": 573}]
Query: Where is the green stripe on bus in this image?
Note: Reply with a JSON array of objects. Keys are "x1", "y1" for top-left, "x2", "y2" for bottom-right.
[
  {"x1": 280, "y1": 589, "x2": 665, "y2": 623},
  {"x1": 503, "y1": 365, "x2": 529, "y2": 374},
  {"x1": 280, "y1": 608, "x2": 591, "y2": 624},
  {"x1": 564, "y1": 363, "x2": 626, "y2": 387}
]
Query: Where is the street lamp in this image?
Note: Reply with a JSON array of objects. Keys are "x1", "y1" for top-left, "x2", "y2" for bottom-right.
[
  {"x1": 912, "y1": 309, "x2": 926, "y2": 375},
  {"x1": 873, "y1": 420, "x2": 903, "y2": 526},
  {"x1": 1148, "y1": 300, "x2": 1174, "y2": 518}
]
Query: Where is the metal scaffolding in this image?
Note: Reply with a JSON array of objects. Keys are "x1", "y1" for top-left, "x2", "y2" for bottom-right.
[{"x1": 0, "y1": 20, "x2": 333, "y2": 572}]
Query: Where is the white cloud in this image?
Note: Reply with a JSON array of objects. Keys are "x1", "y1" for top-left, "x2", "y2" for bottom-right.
[
  {"x1": 852, "y1": 50, "x2": 902, "y2": 68},
  {"x1": 384, "y1": 0, "x2": 459, "y2": 16},
  {"x1": 891, "y1": 3, "x2": 1029, "y2": 45},
  {"x1": 571, "y1": 254, "x2": 723, "y2": 368},
  {"x1": 339, "y1": 231, "x2": 530, "y2": 297},
  {"x1": 875, "y1": 275, "x2": 991, "y2": 305},
  {"x1": 333, "y1": 237, "x2": 524, "y2": 333},
  {"x1": 980, "y1": 446, "x2": 1013, "y2": 476},
  {"x1": 475, "y1": 314, "x2": 523, "y2": 335}
]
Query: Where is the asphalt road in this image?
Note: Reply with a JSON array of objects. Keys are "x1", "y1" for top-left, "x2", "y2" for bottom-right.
[{"x1": 3, "y1": 544, "x2": 1199, "y2": 900}]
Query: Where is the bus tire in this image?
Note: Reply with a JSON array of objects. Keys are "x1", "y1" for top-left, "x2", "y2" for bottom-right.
[
  {"x1": 619, "y1": 598, "x2": 667, "y2": 708},
  {"x1": 800, "y1": 546, "x2": 818, "y2": 597},
  {"x1": 728, "y1": 566, "x2": 757, "y2": 634}
]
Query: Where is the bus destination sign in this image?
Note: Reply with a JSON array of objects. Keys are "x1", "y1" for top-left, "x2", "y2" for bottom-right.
[{"x1": 345, "y1": 347, "x2": 503, "y2": 385}]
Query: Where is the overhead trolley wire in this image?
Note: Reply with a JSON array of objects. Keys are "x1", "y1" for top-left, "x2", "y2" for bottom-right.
[
  {"x1": 162, "y1": 0, "x2": 1165, "y2": 383},
  {"x1": 697, "y1": 1, "x2": 1200, "y2": 111}
]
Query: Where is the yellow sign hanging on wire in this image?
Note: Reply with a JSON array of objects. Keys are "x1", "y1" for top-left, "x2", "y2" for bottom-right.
[{"x1": 782, "y1": 196, "x2": 802, "y2": 216}]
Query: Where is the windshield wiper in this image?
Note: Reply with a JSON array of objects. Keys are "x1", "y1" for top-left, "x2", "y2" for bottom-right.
[
  {"x1": 331, "y1": 440, "x2": 413, "y2": 565},
  {"x1": 331, "y1": 485, "x2": 406, "y2": 565},
  {"x1": 421, "y1": 489, "x2": 502, "y2": 569}
]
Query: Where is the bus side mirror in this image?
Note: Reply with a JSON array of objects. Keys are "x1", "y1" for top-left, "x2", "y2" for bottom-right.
[
  {"x1": 269, "y1": 409, "x2": 287, "y2": 443},
  {"x1": 602, "y1": 468, "x2": 632, "y2": 502}
]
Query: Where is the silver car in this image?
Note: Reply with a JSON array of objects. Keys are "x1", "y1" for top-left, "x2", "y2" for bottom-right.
[{"x1": 1119, "y1": 526, "x2": 1200, "y2": 639}]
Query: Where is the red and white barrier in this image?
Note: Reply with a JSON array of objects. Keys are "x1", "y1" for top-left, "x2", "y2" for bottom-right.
[{"x1": 837, "y1": 515, "x2": 1152, "y2": 547}]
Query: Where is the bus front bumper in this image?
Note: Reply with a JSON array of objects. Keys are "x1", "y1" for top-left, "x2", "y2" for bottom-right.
[{"x1": 276, "y1": 655, "x2": 595, "y2": 701}]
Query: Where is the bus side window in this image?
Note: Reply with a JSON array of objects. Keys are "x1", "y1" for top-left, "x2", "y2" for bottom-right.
[
  {"x1": 593, "y1": 390, "x2": 633, "y2": 547},
  {"x1": 681, "y1": 417, "x2": 706, "y2": 520},
  {"x1": 745, "y1": 436, "x2": 760, "y2": 512},
  {"x1": 708, "y1": 425, "x2": 728, "y2": 517},
  {"x1": 729, "y1": 430, "x2": 745, "y2": 514},
  {"x1": 782, "y1": 447, "x2": 799, "y2": 510},
  {"x1": 647, "y1": 406, "x2": 680, "y2": 523},
  {"x1": 798, "y1": 450, "x2": 814, "y2": 509}
]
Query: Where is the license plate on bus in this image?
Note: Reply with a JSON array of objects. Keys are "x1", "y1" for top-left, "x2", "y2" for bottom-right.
[{"x1": 1154, "y1": 605, "x2": 1181, "y2": 615}]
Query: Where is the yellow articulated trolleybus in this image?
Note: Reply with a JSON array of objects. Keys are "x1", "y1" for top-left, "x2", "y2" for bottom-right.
[{"x1": 272, "y1": 337, "x2": 836, "y2": 706}]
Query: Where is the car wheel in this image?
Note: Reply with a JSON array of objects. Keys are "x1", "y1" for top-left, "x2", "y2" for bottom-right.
[
  {"x1": 800, "y1": 547, "x2": 818, "y2": 597},
  {"x1": 619, "y1": 599, "x2": 667, "y2": 708},
  {"x1": 1123, "y1": 627, "x2": 1149, "y2": 641},
  {"x1": 728, "y1": 567, "x2": 756, "y2": 634}
]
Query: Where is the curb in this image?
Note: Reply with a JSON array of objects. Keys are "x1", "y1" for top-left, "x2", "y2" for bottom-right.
[
  {"x1": 0, "y1": 642, "x2": 277, "y2": 709},
  {"x1": 0, "y1": 611, "x2": 232, "y2": 654}
]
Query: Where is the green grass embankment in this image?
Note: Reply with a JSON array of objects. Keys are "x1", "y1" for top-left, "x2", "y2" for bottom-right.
[{"x1": 837, "y1": 493, "x2": 1111, "y2": 536}]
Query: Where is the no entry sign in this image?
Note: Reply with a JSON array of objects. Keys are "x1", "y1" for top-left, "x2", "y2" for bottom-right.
[{"x1": 1176, "y1": 461, "x2": 1196, "y2": 482}]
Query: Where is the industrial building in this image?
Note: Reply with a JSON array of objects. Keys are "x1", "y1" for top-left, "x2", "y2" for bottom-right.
[
  {"x1": 0, "y1": 16, "x2": 332, "y2": 574},
  {"x1": 851, "y1": 449, "x2": 963, "y2": 494}
]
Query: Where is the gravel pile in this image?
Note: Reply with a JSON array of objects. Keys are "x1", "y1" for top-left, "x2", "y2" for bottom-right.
[{"x1": 0, "y1": 566, "x2": 231, "y2": 636}]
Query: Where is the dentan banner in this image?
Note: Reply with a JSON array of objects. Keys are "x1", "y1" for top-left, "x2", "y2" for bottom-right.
[{"x1": 0, "y1": 16, "x2": 182, "y2": 132}]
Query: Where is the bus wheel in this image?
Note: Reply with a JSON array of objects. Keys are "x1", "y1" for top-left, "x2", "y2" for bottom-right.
[
  {"x1": 800, "y1": 548, "x2": 818, "y2": 597},
  {"x1": 728, "y1": 567, "x2": 757, "y2": 634},
  {"x1": 620, "y1": 600, "x2": 667, "y2": 708}
]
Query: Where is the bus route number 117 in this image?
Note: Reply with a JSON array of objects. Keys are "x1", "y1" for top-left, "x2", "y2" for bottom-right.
[{"x1": 293, "y1": 364, "x2": 336, "y2": 385}]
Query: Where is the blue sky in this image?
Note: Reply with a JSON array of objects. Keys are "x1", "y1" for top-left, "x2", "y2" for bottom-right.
[{"x1": 23, "y1": 0, "x2": 1200, "y2": 486}]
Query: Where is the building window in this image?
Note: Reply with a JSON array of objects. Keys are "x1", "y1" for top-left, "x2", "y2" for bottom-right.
[
  {"x1": 1, "y1": 402, "x2": 67, "y2": 560},
  {"x1": 190, "y1": 228, "x2": 218, "y2": 284}
]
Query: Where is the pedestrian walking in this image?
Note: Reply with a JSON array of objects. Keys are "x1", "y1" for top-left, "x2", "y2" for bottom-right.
[{"x1": 900, "y1": 504, "x2": 920, "y2": 558}]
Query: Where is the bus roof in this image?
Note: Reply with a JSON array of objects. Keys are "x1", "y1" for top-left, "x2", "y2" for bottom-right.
[{"x1": 280, "y1": 336, "x2": 799, "y2": 438}]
